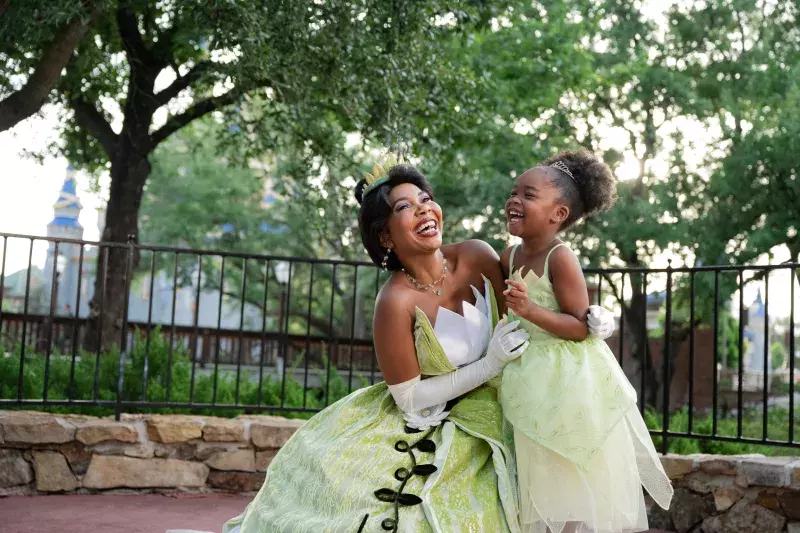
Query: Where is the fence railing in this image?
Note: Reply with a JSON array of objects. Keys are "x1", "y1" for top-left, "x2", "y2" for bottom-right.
[{"x1": 0, "y1": 232, "x2": 798, "y2": 453}]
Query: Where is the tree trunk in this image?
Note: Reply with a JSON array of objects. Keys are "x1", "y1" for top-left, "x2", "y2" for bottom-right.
[
  {"x1": 0, "y1": 7, "x2": 97, "y2": 132},
  {"x1": 84, "y1": 144, "x2": 150, "y2": 352},
  {"x1": 622, "y1": 278, "x2": 659, "y2": 410},
  {"x1": 789, "y1": 241, "x2": 800, "y2": 286},
  {"x1": 654, "y1": 323, "x2": 691, "y2": 415}
]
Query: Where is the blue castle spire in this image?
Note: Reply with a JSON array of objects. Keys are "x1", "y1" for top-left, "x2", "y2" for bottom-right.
[
  {"x1": 44, "y1": 165, "x2": 87, "y2": 318},
  {"x1": 750, "y1": 289, "x2": 765, "y2": 318},
  {"x1": 48, "y1": 165, "x2": 83, "y2": 229}
]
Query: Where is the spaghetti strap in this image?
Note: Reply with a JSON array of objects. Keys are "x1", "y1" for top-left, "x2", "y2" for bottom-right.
[
  {"x1": 508, "y1": 245, "x2": 520, "y2": 276},
  {"x1": 543, "y1": 243, "x2": 569, "y2": 279}
]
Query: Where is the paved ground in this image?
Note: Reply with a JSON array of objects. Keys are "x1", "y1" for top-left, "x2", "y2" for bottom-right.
[
  {"x1": 0, "y1": 493, "x2": 251, "y2": 533},
  {"x1": 0, "y1": 493, "x2": 673, "y2": 532}
]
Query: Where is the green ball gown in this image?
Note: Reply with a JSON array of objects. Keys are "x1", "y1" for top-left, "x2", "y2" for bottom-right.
[{"x1": 222, "y1": 277, "x2": 522, "y2": 533}]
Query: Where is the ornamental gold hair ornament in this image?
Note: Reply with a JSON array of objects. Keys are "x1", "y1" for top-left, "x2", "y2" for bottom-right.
[
  {"x1": 362, "y1": 153, "x2": 402, "y2": 196},
  {"x1": 544, "y1": 160, "x2": 576, "y2": 182}
]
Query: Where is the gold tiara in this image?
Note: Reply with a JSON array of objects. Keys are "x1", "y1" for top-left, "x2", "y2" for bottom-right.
[{"x1": 362, "y1": 153, "x2": 402, "y2": 196}]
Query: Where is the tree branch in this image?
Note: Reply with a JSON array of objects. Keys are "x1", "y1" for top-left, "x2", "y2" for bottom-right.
[
  {"x1": 741, "y1": 259, "x2": 795, "y2": 285},
  {"x1": 595, "y1": 94, "x2": 640, "y2": 158},
  {"x1": 643, "y1": 106, "x2": 656, "y2": 161},
  {"x1": 116, "y1": 7, "x2": 157, "y2": 70},
  {"x1": 757, "y1": 1, "x2": 768, "y2": 46},
  {"x1": 153, "y1": 22, "x2": 181, "y2": 65},
  {"x1": 655, "y1": 98, "x2": 672, "y2": 130},
  {"x1": 0, "y1": 7, "x2": 97, "y2": 132},
  {"x1": 149, "y1": 89, "x2": 242, "y2": 148},
  {"x1": 601, "y1": 272, "x2": 623, "y2": 305},
  {"x1": 0, "y1": 0, "x2": 11, "y2": 18},
  {"x1": 69, "y1": 97, "x2": 119, "y2": 157},
  {"x1": 733, "y1": 10, "x2": 748, "y2": 54},
  {"x1": 155, "y1": 61, "x2": 214, "y2": 106}
]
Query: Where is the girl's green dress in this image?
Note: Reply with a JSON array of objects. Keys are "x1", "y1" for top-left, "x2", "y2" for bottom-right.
[{"x1": 500, "y1": 244, "x2": 673, "y2": 533}]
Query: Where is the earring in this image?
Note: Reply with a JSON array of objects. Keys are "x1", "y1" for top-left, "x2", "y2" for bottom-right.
[{"x1": 382, "y1": 248, "x2": 391, "y2": 270}]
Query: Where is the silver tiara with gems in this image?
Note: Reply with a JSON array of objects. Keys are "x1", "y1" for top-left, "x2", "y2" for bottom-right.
[{"x1": 544, "y1": 160, "x2": 576, "y2": 182}]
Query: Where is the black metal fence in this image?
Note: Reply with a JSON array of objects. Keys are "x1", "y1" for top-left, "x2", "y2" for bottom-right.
[
  {"x1": 584, "y1": 262, "x2": 798, "y2": 453},
  {"x1": 0, "y1": 232, "x2": 798, "y2": 453}
]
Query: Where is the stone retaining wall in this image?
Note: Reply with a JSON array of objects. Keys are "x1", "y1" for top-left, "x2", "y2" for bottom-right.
[
  {"x1": 0, "y1": 410, "x2": 302, "y2": 496},
  {"x1": 2, "y1": 410, "x2": 800, "y2": 532},
  {"x1": 653, "y1": 454, "x2": 800, "y2": 533}
]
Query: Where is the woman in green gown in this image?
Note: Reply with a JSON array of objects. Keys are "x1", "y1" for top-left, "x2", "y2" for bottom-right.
[{"x1": 221, "y1": 162, "x2": 614, "y2": 533}]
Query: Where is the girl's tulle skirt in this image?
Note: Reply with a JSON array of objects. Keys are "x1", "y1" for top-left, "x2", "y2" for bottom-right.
[{"x1": 501, "y1": 337, "x2": 674, "y2": 533}]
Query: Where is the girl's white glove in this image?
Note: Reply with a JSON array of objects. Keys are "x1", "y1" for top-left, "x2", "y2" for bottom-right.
[{"x1": 587, "y1": 305, "x2": 616, "y2": 339}]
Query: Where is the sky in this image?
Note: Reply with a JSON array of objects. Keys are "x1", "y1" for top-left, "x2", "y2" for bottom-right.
[{"x1": 0, "y1": 106, "x2": 107, "y2": 276}]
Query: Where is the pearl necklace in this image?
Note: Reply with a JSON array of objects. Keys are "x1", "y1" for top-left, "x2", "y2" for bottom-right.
[{"x1": 403, "y1": 259, "x2": 448, "y2": 296}]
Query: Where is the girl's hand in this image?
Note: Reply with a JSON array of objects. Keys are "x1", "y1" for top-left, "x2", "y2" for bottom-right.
[
  {"x1": 504, "y1": 279, "x2": 536, "y2": 320},
  {"x1": 587, "y1": 305, "x2": 616, "y2": 339}
]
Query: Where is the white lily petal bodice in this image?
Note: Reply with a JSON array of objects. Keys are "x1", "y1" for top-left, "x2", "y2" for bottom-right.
[{"x1": 432, "y1": 279, "x2": 492, "y2": 368}]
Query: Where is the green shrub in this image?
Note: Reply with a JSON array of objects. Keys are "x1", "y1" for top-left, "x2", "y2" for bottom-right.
[
  {"x1": 0, "y1": 329, "x2": 366, "y2": 420},
  {"x1": 645, "y1": 405, "x2": 800, "y2": 456},
  {"x1": 5, "y1": 338, "x2": 799, "y2": 456},
  {"x1": 771, "y1": 342, "x2": 788, "y2": 370}
]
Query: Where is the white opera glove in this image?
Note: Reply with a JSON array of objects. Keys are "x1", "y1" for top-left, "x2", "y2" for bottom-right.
[
  {"x1": 587, "y1": 305, "x2": 616, "y2": 340},
  {"x1": 388, "y1": 319, "x2": 529, "y2": 430},
  {"x1": 485, "y1": 318, "x2": 530, "y2": 372}
]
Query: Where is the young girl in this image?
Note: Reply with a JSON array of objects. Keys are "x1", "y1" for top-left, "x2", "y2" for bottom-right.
[{"x1": 499, "y1": 149, "x2": 673, "y2": 533}]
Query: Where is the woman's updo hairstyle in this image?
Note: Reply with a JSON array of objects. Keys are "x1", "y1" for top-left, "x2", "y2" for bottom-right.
[{"x1": 355, "y1": 164, "x2": 433, "y2": 272}]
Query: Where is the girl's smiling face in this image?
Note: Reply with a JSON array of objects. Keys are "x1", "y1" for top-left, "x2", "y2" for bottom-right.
[{"x1": 505, "y1": 168, "x2": 569, "y2": 238}]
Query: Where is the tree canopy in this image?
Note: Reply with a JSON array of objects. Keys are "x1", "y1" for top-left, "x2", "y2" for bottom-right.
[{"x1": 1, "y1": 0, "x2": 512, "y2": 347}]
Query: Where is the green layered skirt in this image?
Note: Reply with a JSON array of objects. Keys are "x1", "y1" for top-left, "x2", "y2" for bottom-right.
[{"x1": 223, "y1": 382, "x2": 520, "y2": 533}]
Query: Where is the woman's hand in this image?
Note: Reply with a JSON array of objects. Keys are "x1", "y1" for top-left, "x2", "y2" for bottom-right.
[
  {"x1": 503, "y1": 279, "x2": 537, "y2": 321},
  {"x1": 388, "y1": 319, "x2": 529, "y2": 415},
  {"x1": 485, "y1": 318, "x2": 529, "y2": 369}
]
